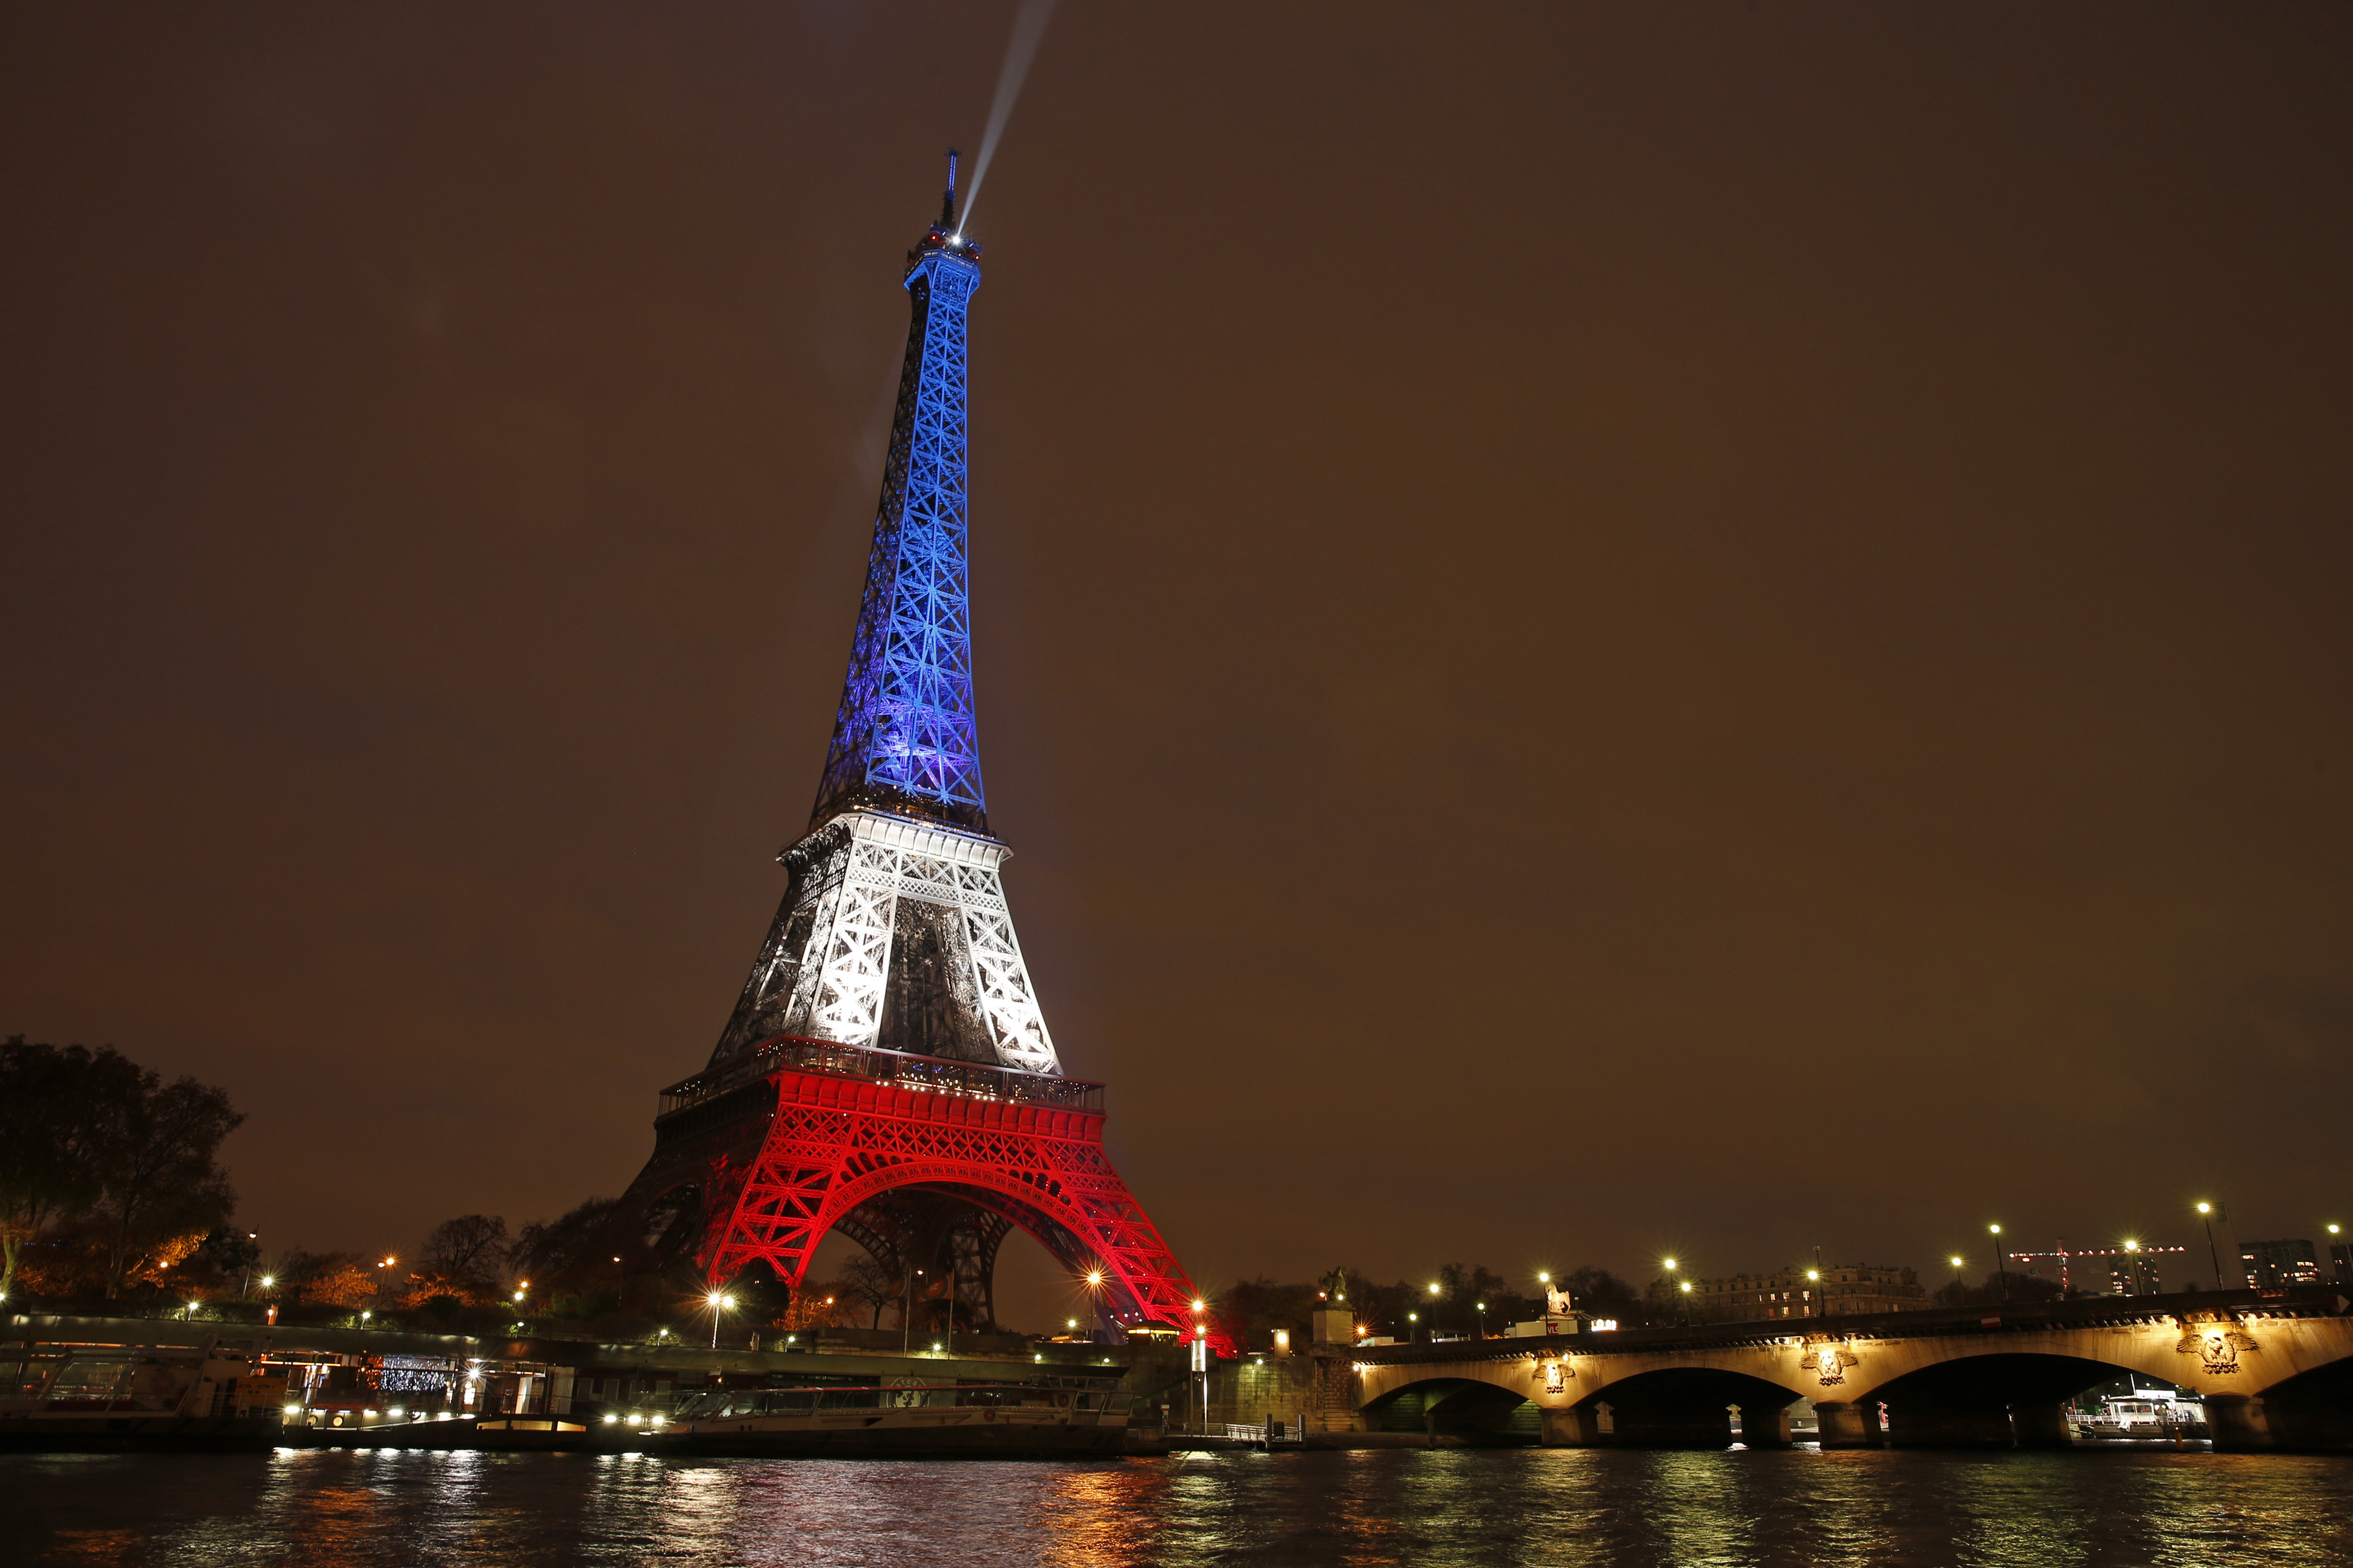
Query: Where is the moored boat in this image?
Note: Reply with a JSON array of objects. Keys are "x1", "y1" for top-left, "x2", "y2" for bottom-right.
[{"x1": 663, "y1": 1378, "x2": 1133, "y2": 1458}]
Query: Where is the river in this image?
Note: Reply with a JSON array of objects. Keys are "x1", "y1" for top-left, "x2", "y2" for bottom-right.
[{"x1": 5, "y1": 1446, "x2": 2350, "y2": 1566}]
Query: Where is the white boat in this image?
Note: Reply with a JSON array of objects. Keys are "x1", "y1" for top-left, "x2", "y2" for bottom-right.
[{"x1": 2075, "y1": 1391, "x2": 2207, "y2": 1440}]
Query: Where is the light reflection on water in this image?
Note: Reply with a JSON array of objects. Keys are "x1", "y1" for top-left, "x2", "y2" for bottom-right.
[{"x1": 5, "y1": 1446, "x2": 2350, "y2": 1567}]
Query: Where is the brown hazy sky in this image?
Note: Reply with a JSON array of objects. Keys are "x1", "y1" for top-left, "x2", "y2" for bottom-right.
[{"x1": 4, "y1": 3, "x2": 2348, "y2": 1325}]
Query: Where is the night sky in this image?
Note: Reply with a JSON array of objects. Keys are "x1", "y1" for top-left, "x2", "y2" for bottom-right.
[{"x1": 5, "y1": 3, "x2": 2348, "y2": 1327}]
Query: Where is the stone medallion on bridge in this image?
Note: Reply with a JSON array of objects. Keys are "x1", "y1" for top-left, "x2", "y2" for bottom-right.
[
  {"x1": 1799, "y1": 1340, "x2": 1860, "y2": 1386},
  {"x1": 2175, "y1": 1317, "x2": 2258, "y2": 1376}
]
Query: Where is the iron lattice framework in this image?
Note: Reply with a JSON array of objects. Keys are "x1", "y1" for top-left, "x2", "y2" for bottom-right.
[
  {"x1": 625, "y1": 164, "x2": 1223, "y2": 1352},
  {"x1": 703, "y1": 1040, "x2": 1229, "y2": 1351},
  {"x1": 811, "y1": 208, "x2": 986, "y2": 832}
]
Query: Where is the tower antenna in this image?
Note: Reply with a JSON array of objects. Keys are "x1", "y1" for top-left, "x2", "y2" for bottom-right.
[{"x1": 942, "y1": 149, "x2": 959, "y2": 232}]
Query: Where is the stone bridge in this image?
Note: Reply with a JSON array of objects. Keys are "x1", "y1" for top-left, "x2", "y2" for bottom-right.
[{"x1": 1347, "y1": 1286, "x2": 2353, "y2": 1450}]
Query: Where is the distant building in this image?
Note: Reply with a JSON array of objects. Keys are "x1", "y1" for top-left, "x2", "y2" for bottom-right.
[
  {"x1": 2241, "y1": 1239, "x2": 2322, "y2": 1288},
  {"x1": 2329, "y1": 1239, "x2": 2352, "y2": 1284},
  {"x1": 1663, "y1": 1264, "x2": 1926, "y2": 1321}
]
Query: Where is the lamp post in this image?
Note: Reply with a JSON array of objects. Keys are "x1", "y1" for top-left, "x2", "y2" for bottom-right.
[
  {"x1": 2196, "y1": 1202, "x2": 2228, "y2": 1290},
  {"x1": 1662, "y1": 1258, "x2": 1679, "y2": 1325},
  {"x1": 1805, "y1": 1269, "x2": 1821, "y2": 1319},
  {"x1": 1989, "y1": 1225, "x2": 2008, "y2": 1304},
  {"x1": 1678, "y1": 1280, "x2": 1693, "y2": 1325},
  {"x1": 1475, "y1": 1302, "x2": 1488, "y2": 1339},
  {"x1": 1406, "y1": 1311, "x2": 1419, "y2": 1343},
  {"x1": 707, "y1": 1291, "x2": 735, "y2": 1350},
  {"x1": 902, "y1": 1267, "x2": 922, "y2": 1356}
]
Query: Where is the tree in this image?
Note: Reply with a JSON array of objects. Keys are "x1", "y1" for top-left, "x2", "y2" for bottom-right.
[
  {"x1": 838, "y1": 1255, "x2": 898, "y2": 1329},
  {"x1": 1558, "y1": 1266, "x2": 1642, "y2": 1321},
  {"x1": 1, "y1": 1037, "x2": 240, "y2": 1301},
  {"x1": 415, "y1": 1214, "x2": 510, "y2": 1301},
  {"x1": 0, "y1": 1038, "x2": 117, "y2": 1298},
  {"x1": 87, "y1": 1067, "x2": 243, "y2": 1298},
  {"x1": 775, "y1": 1282, "x2": 852, "y2": 1333},
  {"x1": 277, "y1": 1250, "x2": 376, "y2": 1309},
  {"x1": 177, "y1": 1226, "x2": 263, "y2": 1294}
]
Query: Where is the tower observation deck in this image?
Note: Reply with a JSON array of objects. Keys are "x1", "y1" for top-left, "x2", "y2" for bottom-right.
[{"x1": 622, "y1": 160, "x2": 1222, "y2": 1352}]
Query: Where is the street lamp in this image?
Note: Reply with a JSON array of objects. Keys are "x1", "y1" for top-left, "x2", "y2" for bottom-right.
[
  {"x1": 2196, "y1": 1202, "x2": 2230, "y2": 1290},
  {"x1": 1989, "y1": 1225, "x2": 2008, "y2": 1304},
  {"x1": 1407, "y1": 1311, "x2": 1419, "y2": 1342},
  {"x1": 1805, "y1": 1268, "x2": 1821, "y2": 1319},
  {"x1": 1475, "y1": 1302, "x2": 1488, "y2": 1339},
  {"x1": 706, "y1": 1291, "x2": 735, "y2": 1350},
  {"x1": 1677, "y1": 1280, "x2": 1693, "y2": 1326}
]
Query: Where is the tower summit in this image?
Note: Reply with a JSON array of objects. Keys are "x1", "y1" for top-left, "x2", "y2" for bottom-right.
[{"x1": 623, "y1": 164, "x2": 1222, "y2": 1351}]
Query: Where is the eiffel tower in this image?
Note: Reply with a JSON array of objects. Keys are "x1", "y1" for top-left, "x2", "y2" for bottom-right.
[{"x1": 624, "y1": 157, "x2": 1222, "y2": 1351}]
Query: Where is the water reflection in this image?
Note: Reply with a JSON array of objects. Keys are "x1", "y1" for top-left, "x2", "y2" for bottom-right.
[{"x1": 3, "y1": 1446, "x2": 2349, "y2": 1567}]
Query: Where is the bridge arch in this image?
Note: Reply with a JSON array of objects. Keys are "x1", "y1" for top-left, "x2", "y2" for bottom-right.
[
  {"x1": 1564, "y1": 1365, "x2": 1811, "y2": 1448},
  {"x1": 1361, "y1": 1373, "x2": 1542, "y2": 1444}
]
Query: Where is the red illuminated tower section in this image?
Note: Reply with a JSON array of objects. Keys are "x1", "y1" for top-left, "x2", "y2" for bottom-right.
[{"x1": 623, "y1": 161, "x2": 1226, "y2": 1354}]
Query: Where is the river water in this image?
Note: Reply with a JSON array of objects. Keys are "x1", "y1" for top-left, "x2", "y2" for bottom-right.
[{"x1": 5, "y1": 1447, "x2": 2350, "y2": 1567}]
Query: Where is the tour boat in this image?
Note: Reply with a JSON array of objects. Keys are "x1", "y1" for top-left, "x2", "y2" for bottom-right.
[{"x1": 661, "y1": 1379, "x2": 1135, "y2": 1458}]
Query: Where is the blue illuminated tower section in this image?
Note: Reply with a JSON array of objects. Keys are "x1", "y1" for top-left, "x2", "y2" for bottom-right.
[
  {"x1": 813, "y1": 193, "x2": 988, "y2": 832},
  {"x1": 708, "y1": 162, "x2": 1058, "y2": 1077}
]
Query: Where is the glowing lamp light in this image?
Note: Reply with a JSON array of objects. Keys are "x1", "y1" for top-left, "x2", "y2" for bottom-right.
[
  {"x1": 1989, "y1": 1224, "x2": 2002, "y2": 1236},
  {"x1": 1086, "y1": 1272, "x2": 1103, "y2": 1286},
  {"x1": 282, "y1": 1405, "x2": 300, "y2": 1416},
  {"x1": 260, "y1": 1276, "x2": 275, "y2": 1288},
  {"x1": 1538, "y1": 1272, "x2": 1550, "y2": 1284},
  {"x1": 1193, "y1": 1298, "x2": 1206, "y2": 1311},
  {"x1": 514, "y1": 1291, "x2": 527, "y2": 1303},
  {"x1": 360, "y1": 1311, "x2": 372, "y2": 1321},
  {"x1": 1948, "y1": 1256, "x2": 1964, "y2": 1268},
  {"x1": 1679, "y1": 1282, "x2": 1693, "y2": 1294},
  {"x1": 2124, "y1": 1240, "x2": 2141, "y2": 1252},
  {"x1": 2197, "y1": 1202, "x2": 2212, "y2": 1214},
  {"x1": 1663, "y1": 1258, "x2": 1678, "y2": 1271},
  {"x1": 603, "y1": 1413, "x2": 619, "y2": 1424}
]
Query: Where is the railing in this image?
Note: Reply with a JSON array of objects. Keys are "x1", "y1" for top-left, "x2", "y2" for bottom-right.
[{"x1": 656, "y1": 1034, "x2": 1104, "y2": 1120}]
